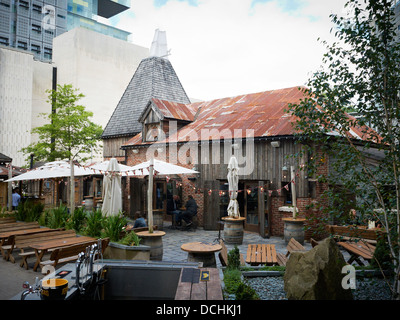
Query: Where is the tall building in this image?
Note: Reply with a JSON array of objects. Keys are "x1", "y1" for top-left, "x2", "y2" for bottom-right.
[{"x1": 0, "y1": 0, "x2": 130, "y2": 62}]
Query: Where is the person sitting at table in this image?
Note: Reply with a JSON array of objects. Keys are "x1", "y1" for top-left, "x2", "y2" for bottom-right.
[
  {"x1": 167, "y1": 195, "x2": 181, "y2": 226},
  {"x1": 177, "y1": 195, "x2": 197, "y2": 228},
  {"x1": 133, "y1": 211, "x2": 147, "y2": 228}
]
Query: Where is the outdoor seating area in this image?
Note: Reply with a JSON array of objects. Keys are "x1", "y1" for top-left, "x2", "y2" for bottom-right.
[{"x1": 0, "y1": 217, "x2": 107, "y2": 273}]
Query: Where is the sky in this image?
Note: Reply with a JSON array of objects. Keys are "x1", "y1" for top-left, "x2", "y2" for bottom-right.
[{"x1": 109, "y1": 0, "x2": 349, "y2": 101}]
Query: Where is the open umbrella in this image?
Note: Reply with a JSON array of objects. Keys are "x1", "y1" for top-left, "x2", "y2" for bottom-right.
[
  {"x1": 5, "y1": 161, "x2": 100, "y2": 182},
  {"x1": 101, "y1": 158, "x2": 122, "y2": 217},
  {"x1": 227, "y1": 155, "x2": 240, "y2": 218},
  {"x1": 129, "y1": 158, "x2": 198, "y2": 233},
  {"x1": 89, "y1": 160, "x2": 133, "y2": 173}
]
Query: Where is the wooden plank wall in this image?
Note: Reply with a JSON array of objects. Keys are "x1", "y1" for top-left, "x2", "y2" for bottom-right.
[
  {"x1": 103, "y1": 136, "x2": 132, "y2": 159},
  {"x1": 196, "y1": 139, "x2": 308, "y2": 198}
]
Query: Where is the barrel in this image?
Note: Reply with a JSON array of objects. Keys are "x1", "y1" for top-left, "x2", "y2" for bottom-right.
[
  {"x1": 283, "y1": 218, "x2": 305, "y2": 245},
  {"x1": 187, "y1": 252, "x2": 217, "y2": 268},
  {"x1": 139, "y1": 234, "x2": 164, "y2": 261},
  {"x1": 224, "y1": 220, "x2": 244, "y2": 245},
  {"x1": 83, "y1": 197, "x2": 93, "y2": 211},
  {"x1": 152, "y1": 210, "x2": 164, "y2": 231}
]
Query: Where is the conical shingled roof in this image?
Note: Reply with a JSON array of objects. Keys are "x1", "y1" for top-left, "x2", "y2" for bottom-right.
[{"x1": 102, "y1": 56, "x2": 191, "y2": 139}]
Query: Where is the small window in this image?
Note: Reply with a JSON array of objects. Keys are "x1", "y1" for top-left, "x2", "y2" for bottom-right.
[
  {"x1": 32, "y1": 4, "x2": 41, "y2": 12},
  {"x1": 281, "y1": 182, "x2": 292, "y2": 204},
  {"x1": 32, "y1": 24, "x2": 41, "y2": 33},
  {"x1": 17, "y1": 41, "x2": 27, "y2": 50},
  {"x1": 31, "y1": 44, "x2": 40, "y2": 53},
  {"x1": 0, "y1": 37, "x2": 8, "y2": 46}
]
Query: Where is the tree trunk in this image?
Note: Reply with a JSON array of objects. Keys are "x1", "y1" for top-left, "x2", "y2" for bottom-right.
[{"x1": 70, "y1": 159, "x2": 75, "y2": 216}]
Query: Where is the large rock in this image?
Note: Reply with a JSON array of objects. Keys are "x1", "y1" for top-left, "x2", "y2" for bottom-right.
[{"x1": 283, "y1": 237, "x2": 353, "y2": 300}]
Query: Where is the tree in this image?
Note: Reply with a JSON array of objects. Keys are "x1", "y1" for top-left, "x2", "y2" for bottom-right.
[
  {"x1": 22, "y1": 84, "x2": 103, "y2": 214},
  {"x1": 287, "y1": 0, "x2": 400, "y2": 299}
]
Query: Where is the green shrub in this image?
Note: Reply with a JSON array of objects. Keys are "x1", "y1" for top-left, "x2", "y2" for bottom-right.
[
  {"x1": 85, "y1": 209, "x2": 103, "y2": 238},
  {"x1": 101, "y1": 212, "x2": 127, "y2": 242},
  {"x1": 235, "y1": 282, "x2": 259, "y2": 300},
  {"x1": 119, "y1": 231, "x2": 141, "y2": 246},
  {"x1": 371, "y1": 238, "x2": 393, "y2": 270},
  {"x1": 15, "y1": 200, "x2": 44, "y2": 222},
  {"x1": 227, "y1": 245, "x2": 241, "y2": 270},
  {"x1": 66, "y1": 207, "x2": 87, "y2": 232},
  {"x1": 46, "y1": 205, "x2": 69, "y2": 229},
  {"x1": 223, "y1": 268, "x2": 242, "y2": 294}
]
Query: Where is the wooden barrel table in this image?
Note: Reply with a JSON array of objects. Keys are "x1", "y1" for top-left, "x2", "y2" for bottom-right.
[
  {"x1": 136, "y1": 230, "x2": 166, "y2": 261},
  {"x1": 181, "y1": 242, "x2": 222, "y2": 268},
  {"x1": 283, "y1": 218, "x2": 306, "y2": 245},
  {"x1": 221, "y1": 217, "x2": 246, "y2": 245}
]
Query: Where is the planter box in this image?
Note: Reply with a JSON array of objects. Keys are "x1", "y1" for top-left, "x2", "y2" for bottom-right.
[{"x1": 103, "y1": 242, "x2": 151, "y2": 261}]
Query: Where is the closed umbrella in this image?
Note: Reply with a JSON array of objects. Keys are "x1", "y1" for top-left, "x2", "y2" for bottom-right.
[
  {"x1": 227, "y1": 155, "x2": 240, "y2": 218},
  {"x1": 101, "y1": 158, "x2": 122, "y2": 217}
]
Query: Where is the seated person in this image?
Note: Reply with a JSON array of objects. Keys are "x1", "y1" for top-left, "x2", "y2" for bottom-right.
[
  {"x1": 133, "y1": 211, "x2": 147, "y2": 228},
  {"x1": 177, "y1": 195, "x2": 197, "y2": 227},
  {"x1": 167, "y1": 195, "x2": 181, "y2": 225}
]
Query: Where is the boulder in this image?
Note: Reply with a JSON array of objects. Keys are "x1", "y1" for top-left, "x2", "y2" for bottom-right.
[{"x1": 283, "y1": 237, "x2": 353, "y2": 300}]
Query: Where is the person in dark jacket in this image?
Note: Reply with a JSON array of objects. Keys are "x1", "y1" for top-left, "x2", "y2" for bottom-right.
[
  {"x1": 177, "y1": 195, "x2": 197, "y2": 227},
  {"x1": 167, "y1": 195, "x2": 181, "y2": 226}
]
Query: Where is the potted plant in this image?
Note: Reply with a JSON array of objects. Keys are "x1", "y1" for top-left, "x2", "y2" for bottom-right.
[{"x1": 100, "y1": 212, "x2": 151, "y2": 260}]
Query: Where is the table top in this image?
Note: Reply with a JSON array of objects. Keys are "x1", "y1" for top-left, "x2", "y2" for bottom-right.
[
  {"x1": 0, "y1": 227, "x2": 52, "y2": 239},
  {"x1": 222, "y1": 216, "x2": 246, "y2": 222},
  {"x1": 136, "y1": 230, "x2": 166, "y2": 237},
  {"x1": 29, "y1": 236, "x2": 97, "y2": 251},
  {"x1": 181, "y1": 242, "x2": 222, "y2": 253}
]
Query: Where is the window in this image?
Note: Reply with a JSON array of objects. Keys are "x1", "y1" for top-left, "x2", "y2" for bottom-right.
[
  {"x1": 282, "y1": 182, "x2": 292, "y2": 204},
  {"x1": 31, "y1": 44, "x2": 40, "y2": 54},
  {"x1": 19, "y1": 0, "x2": 29, "y2": 9},
  {"x1": 32, "y1": 4, "x2": 41, "y2": 12},
  {"x1": 0, "y1": 37, "x2": 8, "y2": 46},
  {"x1": 17, "y1": 41, "x2": 27, "y2": 50},
  {"x1": 32, "y1": 24, "x2": 41, "y2": 33},
  {"x1": 145, "y1": 123, "x2": 161, "y2": 142}
]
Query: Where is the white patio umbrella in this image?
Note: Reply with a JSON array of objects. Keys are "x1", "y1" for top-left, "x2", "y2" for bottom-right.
[
  {"x1": 227, "y1": 155, "x2": 240, "y2": 218},
  {"x1": 101, "y1": 158, "x2": 122, "y2": 217},
  {"x1": 5, "y1": 161, "x2": 100, "y2": 182},
  {"x1": 89, "y1": 160, "x2": 134, "y2": 173},
  {"x1": 128, "y1": 158, "x2": 199, "y2": 233}
]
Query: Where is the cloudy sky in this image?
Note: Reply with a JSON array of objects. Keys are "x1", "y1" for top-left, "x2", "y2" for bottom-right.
[{"x1": 109, "y1": 0, "x2": 348, "y2": 101}]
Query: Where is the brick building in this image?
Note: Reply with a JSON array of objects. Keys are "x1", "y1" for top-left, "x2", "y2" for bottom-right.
[{"x1": 102, "y1": 53, "x2": 372, "y2": 239}]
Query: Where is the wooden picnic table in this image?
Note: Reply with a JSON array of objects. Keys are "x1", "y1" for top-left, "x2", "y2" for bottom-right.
[
  {"x1": 0, "y1": 221, "x2": 39, "y2": 232},
  {"x1": 0, "y1": 227, "x2": 52, "y2": 259},
  {"x1": 245, "y1": 244, "x2": 277, "y2": 266},
  {"x1": 29, "y1": 236, "x2": 97, "y2": 271},
  {"x1": 337, "y1": 241, "x2": 376, "y2": 266},
  {"x1": 181, "y1": 242, "x2": 222, "y2": 268}
]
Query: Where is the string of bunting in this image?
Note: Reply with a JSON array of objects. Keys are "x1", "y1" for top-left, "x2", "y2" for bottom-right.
[{"x1": 5, "y1": 162, "x2": 307, "y2": 196}]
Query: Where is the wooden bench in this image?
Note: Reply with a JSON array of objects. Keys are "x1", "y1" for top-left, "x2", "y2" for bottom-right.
[
  {"x1": 217, "y1": 240, "x2": 245, "y2": 267},
  {"x1": 276, "y1": 238, "x2": 306, "y2": 266},
  {"x1": 40, "y1": 238, "x2": 110, "y2": 273},
  {"x1": 245, "y1": 244, "x2": 278, "y2": 266},
  {"x1": 326, "y1": 225, "x2": 384, "y2": 244},
  {"x1": 0, "y1": 221, "x2": 39, "y2": 232},
  {"x1": 0, "y1": 217, "x2": 16, "y2": 224},
  {"x1": 2, "y1": 229, "x2": 76, "y2": 267},
  {"x1": 337, "y1": 241, "x2": 376, "y2": 266},
  {"x1": 175, "y1": 267, "x2": 223, "y2": 300}
]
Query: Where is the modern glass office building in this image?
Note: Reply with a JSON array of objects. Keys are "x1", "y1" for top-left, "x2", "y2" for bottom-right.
[{"x1": 0, "y1": 0, "x2": 131, "y2": 61}]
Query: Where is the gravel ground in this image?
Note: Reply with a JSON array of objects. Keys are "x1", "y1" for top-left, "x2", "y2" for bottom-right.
[{"x1": 242, "y1": 276, "x2": 393, "y2": 300}]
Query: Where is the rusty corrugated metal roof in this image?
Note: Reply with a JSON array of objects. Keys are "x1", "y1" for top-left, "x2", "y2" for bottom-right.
[
  {"x1": 122, "y1": 86, "x2": 378, "y2": 148},
  {"x1": 151, "y1": 98, "x2": 197, "y2": 122}
]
